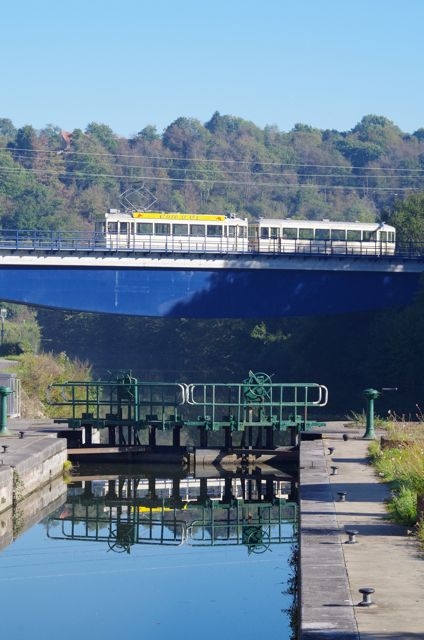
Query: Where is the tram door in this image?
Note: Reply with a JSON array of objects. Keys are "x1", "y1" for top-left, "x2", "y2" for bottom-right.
[
  {"x1": 118, "y1": 221, "x2": 134, "y2": 249},
  {"x1": 248, "y1": 225, "x2": 260, "y2": 252}
]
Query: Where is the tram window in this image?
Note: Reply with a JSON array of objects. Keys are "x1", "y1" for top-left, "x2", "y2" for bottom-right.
[
  {"x1": 173, "y1": 223, "x2": 188, "y2": 236},
  {"x1": 331, "y1": 229, "x2": 346, "y2": 241},
  {"x1": 207, "y1": 225, "x2": 223, "y2": 237},
  {"x1": 190, "y1": 224, "x2": 205, "y2": 237},
  {"x1": 346, "y1": 230, "x2": 361, "y2": 241},
  {"x1": 154, "y1": 223, "x2": 171, "y2": 236},
  {"x1": 299, "y1": 228, "x2": 314, "y2": 240},
  {"x1": 228, "y1": 226, "x2": 236, "y2": 237},
  {"x1": 260, "y1": 227, "x2": 269, "y2": 240},
  {"x1": 248, "y1": 226, "x2": 257, "y2": 238},
  {"x1": 107, "y1": 222, "x2": 118, "y2": 234},
  {"x1": 270, "y1": 227, "x2": 280, "y2": 239},
  {"x1": 238, "y1": 226, "x2": 247, "y2": 238},
  {"x1": 282, "y1": 228, "x2": 297, "y2": 240},
  {"x1": 120, "y1": 222, "x2": 128, "y2": 234},
  {"x1": 136, "y1": 222, "x2": 153, "y2": 235},
  {"x1": 315, "y1": 228, "x2": 330, "y2": 240},
  {"x1": 388, "y1": 232, "x2": 395, "y2": 242},
  {"x1": 363, "y1": 231, "x2": 376, "y2": 241},
  {"x1": 380, "y1": 231, "x2": 388, "y2": 242}
]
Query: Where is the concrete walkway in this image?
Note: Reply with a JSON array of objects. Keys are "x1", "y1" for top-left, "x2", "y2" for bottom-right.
[{"x1": 300, "y1": 424, "x2": 424, "y2": 639}]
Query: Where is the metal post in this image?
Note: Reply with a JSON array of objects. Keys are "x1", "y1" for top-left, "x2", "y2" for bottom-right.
[
  {"x1": 362, "y1": 388, "x2": 380, "y2": 439},
  {"x1": 0, "y1": 385, "x2": 12, "y2": 436},
  {"x1": 0, "y1": 308, "x2": 7, "y2": 346}
]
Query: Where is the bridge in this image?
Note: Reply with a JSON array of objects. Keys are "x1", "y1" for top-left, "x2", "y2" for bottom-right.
[{"x1": 0, "y1": 232, "x2": 422, "y2": 317}]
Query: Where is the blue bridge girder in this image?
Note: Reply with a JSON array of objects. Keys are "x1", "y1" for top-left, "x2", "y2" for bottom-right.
[{"x1": 0, "y1": 250, "x2": 422, "y2": 318}]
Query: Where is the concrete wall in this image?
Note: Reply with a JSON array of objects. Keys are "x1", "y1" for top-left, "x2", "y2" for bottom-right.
[{"x1": 0, "y1": 436, "x2": 67, "y2": 516}]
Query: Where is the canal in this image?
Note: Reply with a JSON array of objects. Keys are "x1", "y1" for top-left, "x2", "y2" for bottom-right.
[{"x1": 0, "y1": 464, "x2": 298, "y2": 640}]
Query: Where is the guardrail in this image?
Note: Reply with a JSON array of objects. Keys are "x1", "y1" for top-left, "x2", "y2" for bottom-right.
[{"x1": 0, "y1": 229, "x2": 422, "y2": 259}]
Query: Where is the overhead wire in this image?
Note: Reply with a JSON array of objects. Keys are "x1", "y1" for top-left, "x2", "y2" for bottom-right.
[
  {"x1": 2, "y1": 145, "x2": 424, "y2": 173},
  {"x1": 0, "y1": 148, "x2": 423, "y2": 193}
]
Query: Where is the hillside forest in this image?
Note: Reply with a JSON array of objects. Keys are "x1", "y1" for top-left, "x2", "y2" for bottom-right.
[{"x1": 1, "y1": 112, "x2": 424, "y2": 417}]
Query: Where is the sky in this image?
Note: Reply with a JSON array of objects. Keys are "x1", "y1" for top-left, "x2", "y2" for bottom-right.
[{"x1": 1, "y1": 0, "x2": 423, "y2": 138}]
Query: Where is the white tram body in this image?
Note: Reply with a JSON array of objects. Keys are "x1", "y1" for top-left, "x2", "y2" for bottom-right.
[
  {"x1": 96, "y1": 210, "x2": 396, "y2": 256},
  {"x1": 248, "y1": 218, "x2": 396, "y2": 255},
  {"x1": 99, "y1": 210, "x2": 249, "y2": 253}
]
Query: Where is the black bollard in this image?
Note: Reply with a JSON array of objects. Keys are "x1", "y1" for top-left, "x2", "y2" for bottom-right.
[
  {"x1": 358, "y1": 587, "x2": 375, "y2": 606},
  {"x1": 345, "y1": 529, "x2": 359, "y2": 544}
]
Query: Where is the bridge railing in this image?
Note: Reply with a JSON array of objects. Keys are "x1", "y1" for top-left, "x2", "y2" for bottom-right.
[
  {"x1": 0, "y1": 229, "x2": 107, "y2": 252},
  {"x1": 0, "y1": 229, "x2": 423, "y2": 259}
]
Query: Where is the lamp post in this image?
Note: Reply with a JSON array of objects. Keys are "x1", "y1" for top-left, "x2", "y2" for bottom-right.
[{"x1": 0, "y1": 308, "x2": 7, "y2": 346}]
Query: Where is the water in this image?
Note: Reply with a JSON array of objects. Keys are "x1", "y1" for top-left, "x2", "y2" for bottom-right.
[{"x1": 0, "y1": 467, "x2": 297, "y2": 640}]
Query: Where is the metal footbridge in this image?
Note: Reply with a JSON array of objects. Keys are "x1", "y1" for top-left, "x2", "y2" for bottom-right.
[{"x1": 50, "y1": 371, "x2": 327, "y2": 459}]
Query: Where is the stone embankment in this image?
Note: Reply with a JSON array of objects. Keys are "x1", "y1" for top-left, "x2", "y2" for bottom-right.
[{"x1": 0, "y1": 419, "x2": 67, "y2": 546}]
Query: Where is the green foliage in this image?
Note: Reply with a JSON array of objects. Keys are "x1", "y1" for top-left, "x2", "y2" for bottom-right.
[
  {"x1": 370, "y1": 437, "x2": 424, "y2": 526},
  {"x1": 0, "y1": 303, "x2": 41, "y2": 354},
  {"x1": 15, "y1": 351, "x2": 92, "y2": 418},
  {"x1": 387, "y1": 193, "x2": 424, "y2": 243},
  {"x1": 387, "y1": 485, "x2": 417, "y2": 524},
  {"x1": 85, "y1": 122, "x2": 118, "y2": 154},
  {"x1": 0, "y1": 111, "x2": 423, "y2": 228}
]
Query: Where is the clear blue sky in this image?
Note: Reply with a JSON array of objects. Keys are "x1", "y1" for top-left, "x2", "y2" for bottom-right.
[{"x1": 2, "y1": 0, "x2": 423, "y2": 138}]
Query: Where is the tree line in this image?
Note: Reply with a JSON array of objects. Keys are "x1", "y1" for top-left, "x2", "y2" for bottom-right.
[{"x1": 1, "y1": 112, "x2": 424, "y2": 230}]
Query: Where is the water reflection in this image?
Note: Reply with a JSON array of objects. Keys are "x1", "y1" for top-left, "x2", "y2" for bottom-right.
[
  {"x1": 47, "y1": 465, "x2": 298, "y2": 556},
  {"x1": 0, "y1": 475, "x2": 67, "y2": 551},
  {"x1": 0, "y1": 463, "x2": 298, "y2": 640}
]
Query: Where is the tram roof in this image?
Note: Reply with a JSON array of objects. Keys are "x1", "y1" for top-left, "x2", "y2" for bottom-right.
[
  {"x1": 105, "y1": 210, "x2": 247, "y2": 223},
  {"x1": 255, "y1": 218, "x2": 395, "y2": 231}
]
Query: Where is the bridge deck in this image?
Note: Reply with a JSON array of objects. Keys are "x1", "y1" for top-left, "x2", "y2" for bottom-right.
[{"x1": 0, "y1": 243, "x2": 422, "y2": 317}]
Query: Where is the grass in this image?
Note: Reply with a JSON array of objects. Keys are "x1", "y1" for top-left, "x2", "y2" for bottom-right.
[
  {"x1": 14, "y1": 351, "x2": 92, "y2": 418},
  {"x1": 368, "y1": 421, "x2": 424, "y2": 546}
]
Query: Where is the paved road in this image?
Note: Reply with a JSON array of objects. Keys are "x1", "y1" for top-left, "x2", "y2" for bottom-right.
[{"x1": 300, "y1": 424, "x2": 424, "y2": 639}]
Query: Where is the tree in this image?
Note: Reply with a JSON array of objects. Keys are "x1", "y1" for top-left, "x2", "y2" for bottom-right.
[
  {"x1": 135, "y1": 125, "x2": 160, "y2": 142},
  {"x1": 387, "y1": 193, "x2": 424, "y2": 244},
  {"x1": 85, "y1": 122, "x2": 119, "y2": 154},
  {"x1": 7, "y1": 125, "x2": 37, "y2": 169},
  {"x1": 0, "y1": 118, "x2": 16, "y2": 139}
]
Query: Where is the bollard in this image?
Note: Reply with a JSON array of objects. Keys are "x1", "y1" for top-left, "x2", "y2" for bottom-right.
[
  {"x1": 338, "y1": 491, "x2": 347, "y2": 501},
  {"x1": 2, "y1": 444, "x2": 8, "y2": 453},
  {"x1": 345, "y1": 529, "x2": 358, "y2": 544},
  {"x1": 358, "y1": 587, "x2": 375, "y2": 606},
  {"x1": 0, "y1": 385, "x2": 12, "y2": 436},
  {"x1": 330, "y1": 465, "x2": 338, "y2": 475},
  {"x1": 328, "y1": 447, "x2": 335, "y2": 455},
  {"x1": 19, "y1": 431, "x2": 24, "y2": 439}
]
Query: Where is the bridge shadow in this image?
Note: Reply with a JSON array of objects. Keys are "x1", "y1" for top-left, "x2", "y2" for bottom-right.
[
  {"x1": 301, "y1": 482, "x2": 389, "y2": 502},
  {"x1": 329, "y1": 457, "x2": 371, "y2": 465}
]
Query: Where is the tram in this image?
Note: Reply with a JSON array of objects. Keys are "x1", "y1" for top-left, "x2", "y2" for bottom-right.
[
  {"x1": 98, "y1": 209, "x2": 249, "y2": 253},
  {"x1": 96, "y1": 210, "x2": 396, "y2": 256},
  {"x1": 248, "y1": 218, "x2": 396, "y2": 255}
]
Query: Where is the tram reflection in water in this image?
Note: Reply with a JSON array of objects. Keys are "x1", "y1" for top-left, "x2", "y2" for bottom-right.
[{"x1": 47, "y1": 467, "x2": 298, "y2": 555}]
